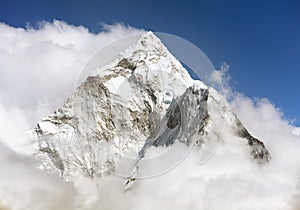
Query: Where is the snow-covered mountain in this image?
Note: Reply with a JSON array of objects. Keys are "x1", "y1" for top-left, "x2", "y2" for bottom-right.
[{"x1": 31, "y1": 32, "x2": 270, "y2": 188}]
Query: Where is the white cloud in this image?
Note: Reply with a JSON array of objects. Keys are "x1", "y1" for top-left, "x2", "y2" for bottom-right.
[
  {"x1": 292, "y1": 128, "x2": 300, "y2": 136},
  {"x1": 0, "y1": 20, "x2": 299, "y2": 210}
]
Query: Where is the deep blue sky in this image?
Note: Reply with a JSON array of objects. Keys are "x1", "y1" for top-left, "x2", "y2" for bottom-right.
[{"x1": 1, "y1": 0, "x2": 299, "y2": 125}]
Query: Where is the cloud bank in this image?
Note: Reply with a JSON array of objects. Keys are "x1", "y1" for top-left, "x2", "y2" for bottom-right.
[{"x1": 0, "y1": 21, "x2": 299, "y2": 210}]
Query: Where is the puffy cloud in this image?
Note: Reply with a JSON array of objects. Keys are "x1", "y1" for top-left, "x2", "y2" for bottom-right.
[{"x1": 0, "y1": 20, "x2": 299, "y2": 210}]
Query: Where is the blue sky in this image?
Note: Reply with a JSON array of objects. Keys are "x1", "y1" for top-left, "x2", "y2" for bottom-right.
[{"x1": 0, "y1": 0, "x2": 299, "y2": 125}]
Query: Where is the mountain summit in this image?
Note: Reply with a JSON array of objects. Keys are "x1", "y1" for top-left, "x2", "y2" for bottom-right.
[{"x1": 32, "y1": 32, "x2": 270, "y2": 188}]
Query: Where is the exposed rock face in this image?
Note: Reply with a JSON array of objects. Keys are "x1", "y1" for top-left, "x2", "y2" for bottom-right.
[
  {"x1": 31, "y1": 32, "x2": 270, "y2": 183},
  {"x1": 235, "y1": 118, "x2": 270, "y2": 164}
]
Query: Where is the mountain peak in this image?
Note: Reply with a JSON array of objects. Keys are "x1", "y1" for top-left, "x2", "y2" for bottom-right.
[
  {"x1": 31, "y1": 32, "x2": 270, "y2": 184},
  {"x1": 96, "y1": 31, "x2": 204, "y2": 96},
  {"x1": 139, "y1": 31, "x2": 165, "y2": 47}
]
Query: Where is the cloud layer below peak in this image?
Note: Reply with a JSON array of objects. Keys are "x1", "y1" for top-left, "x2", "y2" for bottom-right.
[{"x1": 0, "y1": 20, "x2": 299, "y2": 210}]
